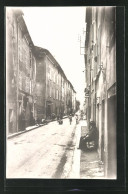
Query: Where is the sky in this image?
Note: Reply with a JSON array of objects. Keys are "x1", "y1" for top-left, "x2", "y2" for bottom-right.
[{"x1": 11, "y1": 7, "x2": 86, "y2": 107}]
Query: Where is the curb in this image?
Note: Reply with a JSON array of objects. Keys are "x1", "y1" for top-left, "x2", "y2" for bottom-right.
[
  {"x1": 7, "y1": 125, "x2": 41, "y2": 139},
  {"x1": 7, "y1": 116, "x2": 68, "y2": 139}
]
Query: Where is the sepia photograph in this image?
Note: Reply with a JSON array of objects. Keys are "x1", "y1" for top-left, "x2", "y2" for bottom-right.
[{"x1": 6, "y1": 6, "x2": 117, "y2": 179}]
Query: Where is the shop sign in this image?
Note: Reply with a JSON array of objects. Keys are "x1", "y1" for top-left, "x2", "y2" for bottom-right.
[{"x1": 108, "y1": 84, "x2": 116, "y2": 98}]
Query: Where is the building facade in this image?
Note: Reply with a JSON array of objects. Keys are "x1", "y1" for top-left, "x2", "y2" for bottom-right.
[
  {"x1": 6, "y1": 9, "x2": 37, "y2": 135},
  {"x1": 84, "y1": 7, "x2": 116, "y2": 178},
  {"x1": 34, "y1": 47, "x2": 76, "y2": 120}
]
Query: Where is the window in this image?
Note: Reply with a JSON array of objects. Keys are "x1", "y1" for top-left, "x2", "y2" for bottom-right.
[
  {"x1": 30, "y1": 51, "x2": 32, "y2": 68},
  {"x1": 49, "y1": 68, "x2": 51, "y2": 80},
  {"x1": 58, "y1": 91, "x2": 60, "y2": 100},
  {"x1": 22, "y1": 72, "x2": 26, "y2": 91},
  {"x1": 56, "y1": 90, "x2": 58, "y2": 100},
  {"x1": 19, "y1": 71, "x2": 22, "y2": 90},
  {"x1": 30, "y1": 80, "x2": 32, "y2": 94},
  {"x1": 57, "y1": 74, "x2": 58, "y2": 85},
  {"x1": 55, "y1": 89, "x2": 56, "y2": 99},
  {"x1": 26, "y1": 76, "x2": 30, "y2": 93},
  {"x1": 47, "y1": 84, "x2": 49, "y2": 97},
  {"x1": 53, "y1": 88, "x2": 54, "y2": 99},
  {"x1": 54, "y1": 73, "x2": 56, "y2": 83},
  {"x1": 51, "y1": 87, "x2": 53, "y2": 98},
  {"x1": 49, "y1": 86, "x2": 51, "y2": 97},
  {"x1": 19, "y1": 46, "x2": 22, "y2": 62}
]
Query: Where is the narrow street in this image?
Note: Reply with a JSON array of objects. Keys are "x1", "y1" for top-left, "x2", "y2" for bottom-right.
[
  {"x1": 6, "y1": 7, "x2": 118, "y2": 182},
  {"x1": 6, "y1": 118, "x2": 104, "y2": 179},
  {"x1": 6, "y1": 118, "x2": 77, "y2": 178}
]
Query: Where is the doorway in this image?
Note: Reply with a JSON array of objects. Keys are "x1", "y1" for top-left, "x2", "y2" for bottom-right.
[
  {"x1": 101, "y1": 100, "x2": 105, "y2": 162},
  {"x1": 107, "y1": 95, "x2": 117, "y2": 178},
  {"x1": 47, "y1": 104, "x2": 51, "y2": 118}
]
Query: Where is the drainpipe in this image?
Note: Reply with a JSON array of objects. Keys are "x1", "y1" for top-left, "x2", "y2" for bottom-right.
[
  {"x1": 104, "y1": 38, "x2": 109, "y2": 178},
  {"x1": 16, "y1": 18, "x2": 19, "y2": 132}
]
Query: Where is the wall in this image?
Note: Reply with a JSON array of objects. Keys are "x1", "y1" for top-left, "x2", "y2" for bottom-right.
[
  {"x1": 6, "y1": 9, "x2": 18, "y2": 134},
  {"x1": 85, "y1": 7, "x2": 116, "y2": 178}
]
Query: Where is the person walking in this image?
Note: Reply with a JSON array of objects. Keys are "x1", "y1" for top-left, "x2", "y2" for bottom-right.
[
  {"x1": 69, "y1": 114, "x2": 72, "y2": 125},
  {"x1": 75, "y1": 114, "x2": 79, "y2": 124},
  {"x1": 20, "y1": 109, "x2": 26, "y2": 131}
]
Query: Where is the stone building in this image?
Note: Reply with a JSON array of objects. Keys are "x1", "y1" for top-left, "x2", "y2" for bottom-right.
[
  {"x1": 84, "y1": 7, "x2": 116, "y2": 178},
  {"x1": 67, "y1": 81, "x2": 76, "y2": 114},
  {"x1": 72, "y1": 87, "x2": 76, "y2": 114},
  {"x1": 6, "y1": 8, "x2": 37, "y2": 135},
  {"x1": 34, "y1": 46, "x2": 76, "y2": 119}
]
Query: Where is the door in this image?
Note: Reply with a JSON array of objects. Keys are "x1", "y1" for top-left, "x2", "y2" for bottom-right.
[
  {"x1": 101, "y1": 100, "x2": 105, "y2": 162},
  {"x1": 9, "y1": 109, "x2": 13, "y2": 133},
  {"x1": 47, "y1": 104, "x2": 51, "y2": 118}
]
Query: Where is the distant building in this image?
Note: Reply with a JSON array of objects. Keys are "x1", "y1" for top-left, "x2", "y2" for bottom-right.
[
  {"x1": 84, "y1": 7, "x2": 116, "y2": 178},
  {"x1": 72, "y1": 87, "x2": 76, "y2": 114},
  {"x1": 34, "y1": 46, "x2": 76, "y2": 119}
]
